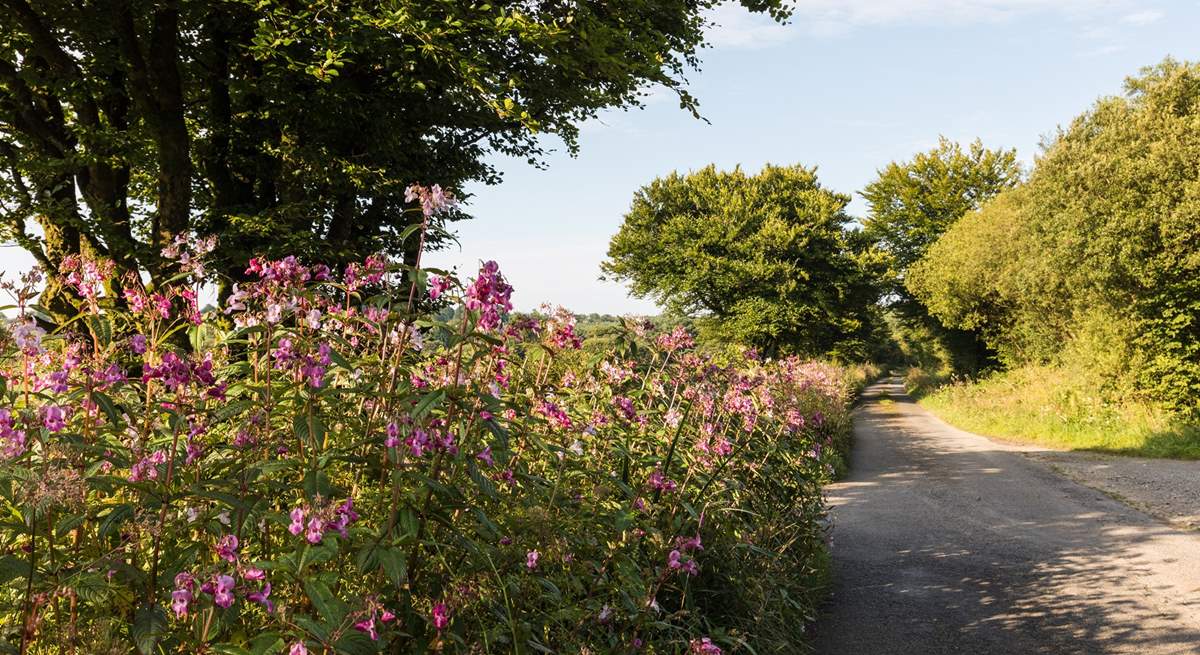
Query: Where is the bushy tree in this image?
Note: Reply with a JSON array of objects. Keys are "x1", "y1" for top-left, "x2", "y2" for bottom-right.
[
  {"x1": 909, "y1": 59, "x2": 1200, "y2": 414},
  {"x1": 603, "y1": 164, "x2": 884, "y2": 359},
  {"x1": 861, "y1": 137, "x2": 1021, "y2": 375},
  {"x1": 0, "y1": 0, "x2": 791, "y2": 316}
]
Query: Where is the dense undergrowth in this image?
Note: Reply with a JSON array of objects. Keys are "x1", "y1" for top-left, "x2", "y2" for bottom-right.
[{"x1": 0, "y1": 190, "x2": 861, "y2": 654}]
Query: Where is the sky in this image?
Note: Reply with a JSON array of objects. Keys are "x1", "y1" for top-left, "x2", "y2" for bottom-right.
[
  {"x1": 3, "y1": 1, "x2": 1199, "y2": 314},
  {"x1": 422, "y1": 0, "x2": 1200, "y2": 315}
]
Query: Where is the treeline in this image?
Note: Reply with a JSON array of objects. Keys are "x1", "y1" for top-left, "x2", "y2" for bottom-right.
[
  {"x1": 909, "y1": 59, "x2": 1200, "y2": 416},
  {"x1": 606, "y1": 58, "x2": 1200, "y2": 420}
]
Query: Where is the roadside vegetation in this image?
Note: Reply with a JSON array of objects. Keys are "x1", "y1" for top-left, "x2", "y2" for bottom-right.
[
  {"x1": 896, "y1": 60, "x2": 1200, "y2": 457},
  {"x1": 912, "y1": 367, "x2": 1200, "y2": 459}
]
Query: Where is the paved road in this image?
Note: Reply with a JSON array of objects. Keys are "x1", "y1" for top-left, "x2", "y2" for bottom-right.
[{"x1": 811, "y1": 378, "x2": 1200, "y2": 654}]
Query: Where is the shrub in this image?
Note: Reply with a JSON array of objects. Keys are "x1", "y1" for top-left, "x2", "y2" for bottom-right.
[{"x1": 0, "y1": 195, "x2": 851, "y2": 653}]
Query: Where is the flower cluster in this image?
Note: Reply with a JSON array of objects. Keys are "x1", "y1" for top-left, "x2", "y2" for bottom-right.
[{"x1": 0, "y1": 222, "x2": 853, "y2": 653}]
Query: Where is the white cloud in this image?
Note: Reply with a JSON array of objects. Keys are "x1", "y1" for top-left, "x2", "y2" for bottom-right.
[
  {"x1": 788, "y1": 0, "x2": 1130, "y2": 26},
  {"x1": 1120, "y1": 9, "x2": 1164, "y2": 25},
  {"x1": 704, "y1": 4, "x2": 799, "y2": 49},
  {"x1": 704, "y1": 0, "x2": 1159, "y2": 53}
]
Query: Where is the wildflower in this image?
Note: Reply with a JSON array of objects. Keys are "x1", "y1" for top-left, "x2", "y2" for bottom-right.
[
  {"x1": 476, "y1": 446, "x2": 494, "y2": 467},
  {"x1": 11, "y1": 318, "x2": 45, "y2": 355},
  {"x1": 215, "y1": 534, "x2": 239, "y2": 563},
  {"x1": 690, "y1": 638, "x2": 722, "y2": 654},
  {"x1": 354, "y1": 615, "x2": 378, "y2": 640},
  {"x1": 657, "y1": 326, "x2": 694, "y2": 352},
  {"x1": 428, "y1": 275, "x2": 452, "y2": 300},
  {"x1": 526, "y1": 550, "x2": 539, "y2": 570},
  {"x1": 247, "y1": 582, "x2": 274, "y2": 612},
  {"x1": 289, "y1": 643, "x2": 308, "y2": 655},
  {"x1": 212, "y1": 574, "x2": 236, "y2": 609},
  {"x1": 464, "y1": 261, "x2": 513, "y2": 331},
  {"x1": 647, "y1": 469, "x2": 677, "y2": 493},
  {"x1": 129, "y1": 451, "x2": 167, "y2": 482},
  {"x1": 305, "y1": 518, "x2": 324, "y2": 544},
  {"x1": 613, "y1": 396, "x2": 636, "y2": 421},
  {"x1": 171, "y1": 572, "x2": 195, "y2": 618},
  {"x1": 536, "y1": 400, "x2": 572, "y2": 430},
  {"x1": 329, "y1": 498, "x2": 358, "y2": 538},
  {"x1": 289, "y1": 508, "x2": 306, "y2": 535},
  {"x1": 305, "y1": 308, "x2": 322, "y2": 329},
  {"x1": 405, "y1": 183, "x2": 457, "y2": 217},
  {"x1": 406, "y1": 429, "x2": 430, "y2": 457},
  {"x1": 242, "y1": 567, "x2": 266, "y2": 581},
  {"x1": 41, "y1": 405, "x2": 67, "y2": 432},
  {"x1": 431, "y1": 602, "x2": 451, "y2": 631},
  {"x1": 385, "y1": 422, "x2": 401, "y2": 448},
  {"x1": 598, "y1": 605, "x2": 613, "y2": 624}
]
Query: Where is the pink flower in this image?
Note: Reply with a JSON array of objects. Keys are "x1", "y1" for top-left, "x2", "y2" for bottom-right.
[
  {"x1": 41, "y1": 405, "x2": 67, "y2": 432},
  {"x1": 171, "y1": 572, "x2": 195, "y2": 618},
  {"x1": 10, "y1": 318, "x2": 45, "y2": 355},
  {"x1": 405, "y1": 183, "x2": 457, "y2": 217},
  {"x1": 242, "y1": 567, "x2": 266, "y2": 581},
  {"x1": 247, "y1": 582, "x2": 274, "y2": 612},
  {"x1": 476, "y1": 446, "x2": 494, "y2": 468},
  {"x1": 305, "y1": 517, "x2": 324, "y2": 544},
  {"x1": 215, "y1": 535, "x2": 239, "y2": 563},
  {"x1": 213, "y1": 574, "x2": 236, "y2": 608},
  {"x1": 690, "y1": 637, "x2": 722, "y2": 654},
  {"x1": 354, "y1": 615, "x2": 378, "y2": 640},
  {"x1": 463, "y1": 261, "x2": 513, "y2": 331},
  {"x1": 289, "y1": 643, "x2": 308, "y2": 655},
  {"x1": 647, "y1": 469, "x2": 677, "y2": 493},
  {"x1": 431, "y1": 602, "x2": 451, "y2": 631},
  {"x1": 129, "y1": 450, "x2": 167, "y2": 482},
  {"x1": 526, "y1": 550, "x2": 539, "y2": 570},
  {"x1": 289, "y1": 507, "x2": 306, "y2": 536},
  {"x1": 428, "y1": 275, "x2": 452, "y2": 300}
]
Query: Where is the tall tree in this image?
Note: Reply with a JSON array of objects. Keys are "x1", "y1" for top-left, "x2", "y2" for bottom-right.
[
  {"x1": 0, "y1": 0, "x2": 791, "y2": 316},
  {"x1": 860, "y1": 137, "x2": 1021, "y2": 373},
  {"x1": 604, "y1": 164, "x2": 884, "y2": 359}
]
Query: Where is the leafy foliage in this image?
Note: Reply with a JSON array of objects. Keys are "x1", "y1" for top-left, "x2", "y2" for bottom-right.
[
  {"x1": 603, "y1": 164, "x2": 885, "y2": 360},
  {"x1": 861, "y1": 138, "x2": 1022, "y2": 375},
  {"x1": 909, "y1": 59, "x2": 1200, "y2": 415},
  {"x1": 0, "y1": 0, "x2": 791, "y2": 314}
]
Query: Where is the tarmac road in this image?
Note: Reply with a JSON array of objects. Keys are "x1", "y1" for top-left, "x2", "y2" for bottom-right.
[{"x1": 810, "y1": 378, "x2": 1200, "y2": 654}]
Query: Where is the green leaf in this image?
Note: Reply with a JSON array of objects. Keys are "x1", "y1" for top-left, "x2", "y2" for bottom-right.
[{"x1": 132, "y1": 604, "x2": 167, "y2": 655}]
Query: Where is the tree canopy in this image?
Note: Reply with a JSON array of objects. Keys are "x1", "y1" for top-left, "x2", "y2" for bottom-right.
[
  {"x1": 909, "y1": 59, "x2": 1200, "y2": 414},
  {"x1": 603, "y1": 164, "x2": 884, "y2": 359},
  {"x1": 860, "y1": 137, "x2": 1021, "y2": 374},
  {"x1": 0, "y1": 0, "x2": 790, "y2": 315}
]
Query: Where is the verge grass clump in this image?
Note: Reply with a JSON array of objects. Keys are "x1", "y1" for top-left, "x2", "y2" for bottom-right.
[{"x1": 919, "y1": 365, "x2": 1200, "y2": 459}]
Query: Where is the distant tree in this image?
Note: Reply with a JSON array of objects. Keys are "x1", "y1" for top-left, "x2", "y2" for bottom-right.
[
  {"x1": 603, "y1": 164, "x2": 883, "y2": 358},
  {"x1": 860, "y1": 138, "x2": 1021, "y2": 374},
  {"x1": 0, "y1": 0, "x2": 791, "y2": 318}
]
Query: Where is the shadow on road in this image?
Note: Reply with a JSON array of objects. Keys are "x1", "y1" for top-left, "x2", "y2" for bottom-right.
[{"x1": 811, "y1": 379, "x2": 1200, "y2": 654}]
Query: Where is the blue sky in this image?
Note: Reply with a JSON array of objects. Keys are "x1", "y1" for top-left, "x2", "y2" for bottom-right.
[{"x1": 424, "y1": 0, "x2": 1200, "y2": 315}]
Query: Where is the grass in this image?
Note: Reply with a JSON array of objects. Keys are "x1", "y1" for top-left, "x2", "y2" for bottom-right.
[{"x1": 913, "y1": 364, "x2": 1200, "y2": 459}]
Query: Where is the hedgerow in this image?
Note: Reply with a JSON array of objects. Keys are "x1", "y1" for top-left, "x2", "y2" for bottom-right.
[{"x1": 0, "y1": 187, "x2": 851, "y2": 654}]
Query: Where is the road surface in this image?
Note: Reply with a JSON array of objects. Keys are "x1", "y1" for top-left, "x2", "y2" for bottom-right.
[{"x1": 811, "y1": 378, "x2": 1200, "y2": 654}]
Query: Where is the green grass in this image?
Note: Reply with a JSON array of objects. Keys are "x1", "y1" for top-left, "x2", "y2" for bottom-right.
[{"x1": 915, "y1": 365, "x2": 1200, "y2": 459}]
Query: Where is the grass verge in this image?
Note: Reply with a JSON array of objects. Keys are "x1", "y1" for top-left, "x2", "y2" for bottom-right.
[{"x1": 914, "y1": 365, "x2": 1200, "y2": 459}]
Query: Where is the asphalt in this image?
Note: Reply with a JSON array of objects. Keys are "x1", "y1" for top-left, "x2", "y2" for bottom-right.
[{"x1": 810, "y1": 378, "x2": 1200, "y2": 654}]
